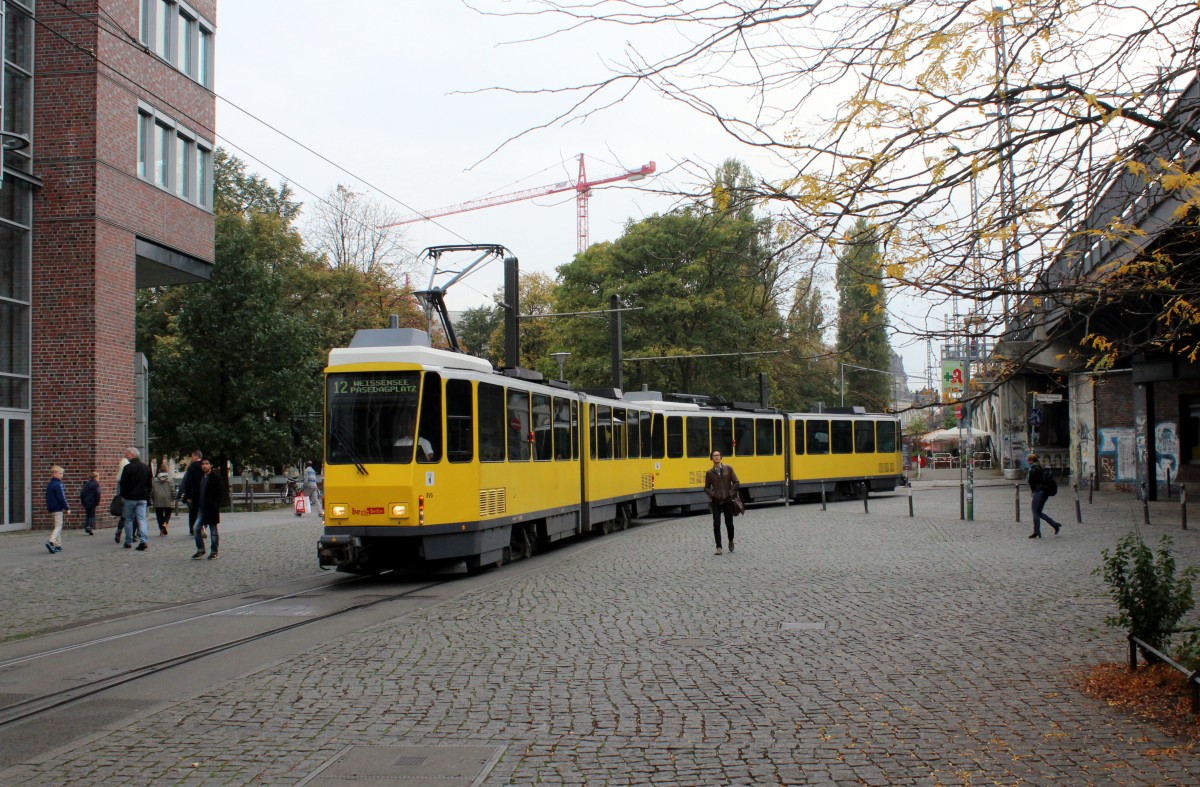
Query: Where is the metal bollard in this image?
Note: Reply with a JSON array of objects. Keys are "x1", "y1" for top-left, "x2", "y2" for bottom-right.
[
  {"x1": 960, "y1": 482, "x2": 965, "y2": 521},
  {"x1": 820, "y1": 481, "x2": 827, "y2": 511},
  {"x1": 1073, "y1": 479, "x2": 1082, "y2": 524},
  {"x1": 1014, "y1": 483, "x2": 1021, "y2": 523},
  {"x1": 861, "y1": 481, "x2": 869, "y2": 514},
  {"x1": 1142, "y1": 482, "x2": 1150, "y2": 525},
  {"x1": 908, "y1": 480, "x2": 914, "y2": 518},
  {"x1": 1182, "y1": 484, "x2": 1188, "y2": 531},
  {"x1": 1088, "y1": 473, "x2": 1094, "y2": 505}
]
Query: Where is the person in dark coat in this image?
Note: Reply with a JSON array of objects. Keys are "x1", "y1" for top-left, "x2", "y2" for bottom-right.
[
  {"x1": 1026, "y1": 453, "x2": 1062, "y2": 538},
  {"x1": 80, "y1": 471, "x2": 101, "y2": 535},
  {"x1": 178, "y1": 450, "x2": 204, "y2": 536},
  {"x1": 193, "y1": 458, "x2": 226, "y2": 560},
  {"x1": 704, "y1": 450, "x2": 740, "y2": 556},
  {"x1": 118, "y1": 448, "x2": 153, "y2": 550}
]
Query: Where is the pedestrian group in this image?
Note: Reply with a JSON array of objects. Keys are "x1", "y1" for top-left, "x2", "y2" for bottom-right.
[{"x1": 40, "y1": 449, "x2": 321, "y2": 559}]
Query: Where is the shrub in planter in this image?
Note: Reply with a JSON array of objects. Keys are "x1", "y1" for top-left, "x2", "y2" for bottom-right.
[{"x1": 1096, "y1": 532, "x2": 1198, "y2": 658}]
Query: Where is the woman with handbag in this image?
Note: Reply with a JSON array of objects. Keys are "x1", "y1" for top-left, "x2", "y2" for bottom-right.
[{"x1": 704, "y1": 450, "x2": 741, "y2": 555}]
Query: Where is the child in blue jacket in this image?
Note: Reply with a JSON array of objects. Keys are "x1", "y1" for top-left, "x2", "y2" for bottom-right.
[{"x1": 45, "y1": 465, "x2": 70, "y2": 554}]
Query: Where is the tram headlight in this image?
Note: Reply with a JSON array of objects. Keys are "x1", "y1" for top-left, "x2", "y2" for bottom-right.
[
  {"x1": 329, "y1": 504, "x2": 349, "y2": 519},
  {"x1": 390, "y1": 503, "x2": 409, "y2": 519}
]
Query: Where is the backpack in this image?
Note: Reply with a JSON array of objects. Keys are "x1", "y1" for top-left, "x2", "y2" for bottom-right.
[{"x1": 1043, "y1": 475, "x2": 1058, "y2": 497}]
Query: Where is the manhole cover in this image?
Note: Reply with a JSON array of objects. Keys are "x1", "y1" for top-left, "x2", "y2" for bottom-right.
[
  {"x1": 659, "y1": 637, "x2": 722, "y2": 648},
  {"x1": 299, "y1": 744, "x2": 505, "y2": 786}
]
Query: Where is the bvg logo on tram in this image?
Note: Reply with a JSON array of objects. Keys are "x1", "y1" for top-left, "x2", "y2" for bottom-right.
[{"x1": 352, "y1": 506, "x2": 386, "y2": 516}]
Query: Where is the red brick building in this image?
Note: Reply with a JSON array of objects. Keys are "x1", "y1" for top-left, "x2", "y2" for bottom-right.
[{"x1": 1, "y1": 0, "x2": 215, "y2": 532}]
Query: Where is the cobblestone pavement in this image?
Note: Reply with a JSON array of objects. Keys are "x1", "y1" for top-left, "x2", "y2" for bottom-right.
[
  {"x1": 0, "y1": 505, "x2": 325, "y2": 642},
  {"x1": 4, "y1": 480, "x2": 1200, "y2": 785}
]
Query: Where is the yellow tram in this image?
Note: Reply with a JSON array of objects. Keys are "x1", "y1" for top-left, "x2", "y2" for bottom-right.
[{"x1": 317, "y1": 327, "x2": 904, "y2": 573}]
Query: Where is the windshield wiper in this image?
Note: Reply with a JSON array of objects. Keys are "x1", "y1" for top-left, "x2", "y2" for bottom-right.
[{"x1": 330, "y1": 423, "x2": 368, "y2": 475}]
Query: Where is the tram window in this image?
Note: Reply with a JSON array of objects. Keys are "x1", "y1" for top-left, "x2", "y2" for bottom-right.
[
  {"x1": 613, "y1": 407, "x2": 627, "y2": 459},
  {"x1": 641, "y1": 410, "x2": 653, "y2": 458},
  {"x1": 532, "y1": 393, "x2": 552, "y2": 461},
  {"x1": 794, "y1": 421, "x2": 805, "y2": 454},
  {"x1": 775, "y1": 420, "x2": 783, "y2": 455},
  {"x1": 687, "y1": 416, "x2": 711, "y2": 458},
  {"x1": 553, "y1": 397, "x2": 572, "y2": 460},
  {"x1": 854, "y1": 421, "x2": 876, "y2": 453},
  {"x1": 478, "y1": 382, "x2": 506, "y2": 462},
  {"x1": 571, "y1": 400, "x2": 580, "y2": 460},
  {"x1": 508, "y1": 389, "x2": 531, "y2": 461},
  {"x1": 446, "y1": 379, "x2": 473, "y2": 463},
  {"x1": 326, "y1": 371, "x2": 421, "y2": 465},
  {"x1": 596, "y1": 404, "x2": 613, "y2": 459},
  {"x1": 831, "y1": 420, "x2": 853, "y2": 453},
  {"x1": 416, "y1": 372, "x2": 442, "y2": 463},
  {"x1": 733, "y1": 418, "x2": 753, "y2": 456},
  {"x1": 712, "y1": 417, "x2": 733, "y2": 456},
  {"x1": 666, "y1": 415, "x2": 683, "y2": 458},
  {"x1": 627, "y1": 409, "x2": 641, "y2": 458},
  {"x1": 806, "y1": 420, "x2": 829, "y2": 455},
  {"x1": 877, "y1": 420, "x2": 898, "y2": 453},
  {"x1": 756, "y1": 418, "x2": 774, "y2": 456}
]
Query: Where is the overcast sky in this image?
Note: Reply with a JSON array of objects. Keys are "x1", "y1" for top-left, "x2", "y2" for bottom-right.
[{"x1": 216, "y1": 1, "x2": 936, "y2": 388}]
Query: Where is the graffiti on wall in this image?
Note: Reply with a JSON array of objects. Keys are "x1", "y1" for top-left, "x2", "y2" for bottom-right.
[
  {"x1": 1097, "y1": 427, "x2": 1136, "y2": 483},
  {"x1": 1156, "y1": 421, "x2": 1179, "y2": 483},
  {"x1": 1074, "y1": 419, "x2": 1094, "y2": 480}
]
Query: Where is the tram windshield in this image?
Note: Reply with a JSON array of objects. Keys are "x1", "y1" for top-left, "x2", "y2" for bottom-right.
[{"x1": 326, "y1": 372, "x2": 426, "y2": 464}]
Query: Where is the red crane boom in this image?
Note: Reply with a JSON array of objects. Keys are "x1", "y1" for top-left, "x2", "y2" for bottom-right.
[{"x1": 384, "y1": 154, "x2": 656, "y2": 253}]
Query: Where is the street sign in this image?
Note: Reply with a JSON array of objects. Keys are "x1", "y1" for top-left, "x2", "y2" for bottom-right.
[
  {"x1": 1034, "y1": 393, "x2": 1063, "y2": 402},
  {"x1": 955, "y1": 404, "x2": 963, "y2": 420}
]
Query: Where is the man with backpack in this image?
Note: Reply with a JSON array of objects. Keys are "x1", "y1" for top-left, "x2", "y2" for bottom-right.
[{"x1": 1026, "y1": 453, "x2": 1062, "y2": 538}]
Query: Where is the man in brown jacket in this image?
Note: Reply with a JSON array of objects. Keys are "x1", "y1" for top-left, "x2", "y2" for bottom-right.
[{"x1": 704, "y1": 450, "x2": 740, "y2": 555}]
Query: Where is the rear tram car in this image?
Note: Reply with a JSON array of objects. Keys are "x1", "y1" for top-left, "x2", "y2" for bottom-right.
[{"x1": 316, "y1": 326, "x2": 904, "y2": 573}]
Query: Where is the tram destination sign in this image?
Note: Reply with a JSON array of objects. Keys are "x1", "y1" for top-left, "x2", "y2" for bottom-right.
[{"x1": 330, "y1": 374, "x2": 418, "y2": 396}]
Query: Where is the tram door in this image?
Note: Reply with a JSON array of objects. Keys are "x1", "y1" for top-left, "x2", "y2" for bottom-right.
[{"x1": 0, "y1": 414, "x2": 29, "y2": 532}]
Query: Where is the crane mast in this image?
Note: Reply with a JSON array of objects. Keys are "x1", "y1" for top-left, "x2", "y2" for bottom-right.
[{"x1": 384, "y1": 154, "x2": 656, "y2": 254}]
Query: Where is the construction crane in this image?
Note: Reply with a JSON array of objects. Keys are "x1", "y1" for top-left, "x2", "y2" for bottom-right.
[{"x1": 383, "y1": 154, "x2": 656, "y2": 254}]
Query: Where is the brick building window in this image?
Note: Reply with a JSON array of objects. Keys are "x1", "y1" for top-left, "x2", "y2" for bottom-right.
[
  {"x1": 137, "y1": 104, "x2": 213, "y2": 209},
  {"x1": 140, "y1": 0, "x2": 214, "y2": 87}
]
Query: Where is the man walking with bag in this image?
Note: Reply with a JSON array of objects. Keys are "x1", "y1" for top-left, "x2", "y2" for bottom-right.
[
  {"x1": 705, "y1": 450, "x2": 740, "y2": 555},
  {"x1": 1026, "y1": 453, "x2": 1062, "y2": 538}
]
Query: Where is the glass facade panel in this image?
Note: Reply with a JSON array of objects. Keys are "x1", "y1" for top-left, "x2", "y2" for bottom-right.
[
  {"x1": 0, "y1": 178, "x2": 31, "y2": 226},
  {"x1": 5, "y1": 6, "x2": 32, "y2": 70},
  {"x1": 0, "y1": 223, "x2": 28, "y2": 301},
  {"x1": 0, "y1": 302, "x2": 28, "y2": 376}
]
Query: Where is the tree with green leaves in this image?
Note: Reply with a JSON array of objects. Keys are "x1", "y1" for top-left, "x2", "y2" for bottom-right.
[
  {"x1": 456, "y1": 303, "x2": 503, "y2": 364},
  {"x1": 771, "y1": 273, "x2": 840, "y2": 411},
  {"x1": 555, "y1": 161, "x2": 789, "y2": 399},
  {"x1": 137, "y1": 150, "x2": 324, "y2": 474},
  {"x1": 835, "y1": 219, "x2": 893, "y2": 411}
]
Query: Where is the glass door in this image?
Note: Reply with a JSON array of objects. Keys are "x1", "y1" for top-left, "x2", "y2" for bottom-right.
[{"x1": 0, "y1": 414, "x2": 29, "y2": 531}]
